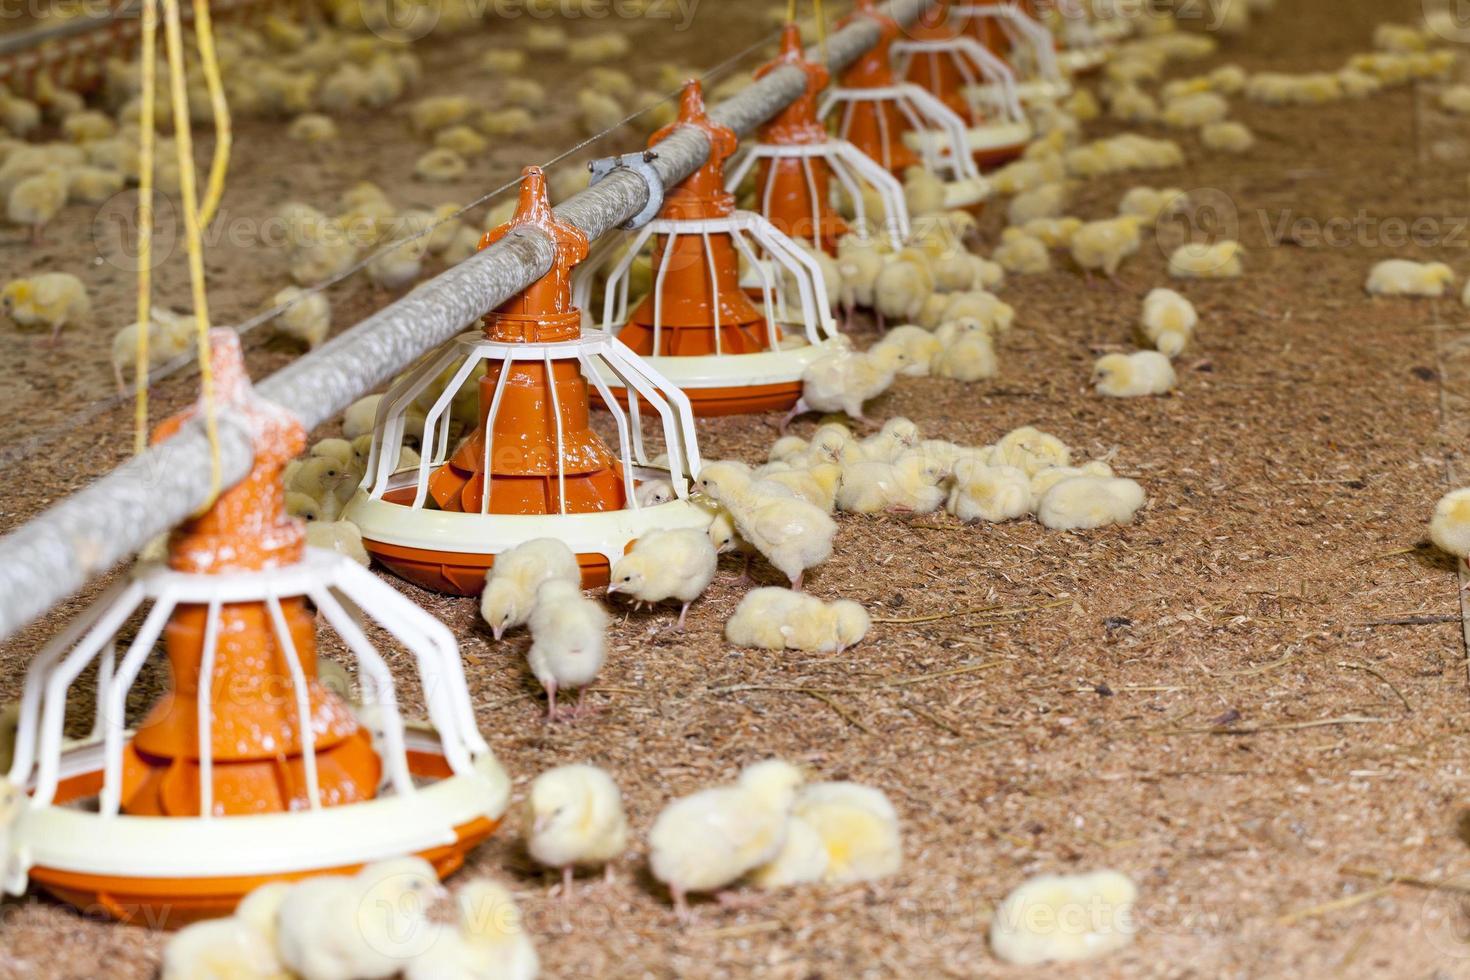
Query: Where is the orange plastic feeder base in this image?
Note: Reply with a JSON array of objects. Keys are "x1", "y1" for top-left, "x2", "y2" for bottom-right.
[
  {"x1": 606, "y1": 379, "x2": 803, "y2": 418},
  {"x1": 975, "y1": 143, "x2": 1028, "y2": 168},
  {"x1": 27, "y1": 751, "x2": 499, "y2": 930}
]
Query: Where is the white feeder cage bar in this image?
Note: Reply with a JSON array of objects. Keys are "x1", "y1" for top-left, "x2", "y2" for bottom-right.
[
  {"x1": 889, "y1": 33, "x2": 1034, "y2": 161},
  {"x1": 818, "y1": 82, "x2": 985, "y2": 182},
  {"x1": 951, "y1": 4, "x2": 1072, "y2": 104}
]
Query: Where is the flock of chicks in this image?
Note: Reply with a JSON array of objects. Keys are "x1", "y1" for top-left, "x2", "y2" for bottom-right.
[
  {"x1": 165, "y1": 759, "x2": 900, "y2": 978},
  {"x1": 21, "y1": 0, "x2": 1470, "y2": 973}
]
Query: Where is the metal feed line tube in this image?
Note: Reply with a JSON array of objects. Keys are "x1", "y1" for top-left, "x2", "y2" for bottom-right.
[{"x1": 0, "y1": 0, "x2": 936, "y2": 640}]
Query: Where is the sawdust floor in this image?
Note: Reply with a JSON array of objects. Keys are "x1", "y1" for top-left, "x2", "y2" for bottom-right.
[{"x1": 7, "y1": 0, "x2": 1470, "y2": 976}]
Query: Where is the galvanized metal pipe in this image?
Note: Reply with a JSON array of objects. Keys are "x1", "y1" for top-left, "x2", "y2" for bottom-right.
[{"x1": 0, "y1": 0, "x2": 934, "y2": 641}]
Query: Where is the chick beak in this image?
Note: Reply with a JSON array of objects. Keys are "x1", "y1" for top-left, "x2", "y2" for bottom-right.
[
  {"x1": 606, "y1": 582, "x2": 620, "y2": 596},
  {"x1": 532, "y1": 814, "x2": 551, "y2": 836},
  {"x1": 492, "y1": 623, "x2": 506, "y2": 641}
]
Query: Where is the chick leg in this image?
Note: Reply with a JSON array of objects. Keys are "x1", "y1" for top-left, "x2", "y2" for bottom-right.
[
  {"x1": 562, "y1": 865, "x2": 575, "y2": 904},
  {"x1": 676, "y1": 601, "x2": 690, "y2": 631},
  {"x1": 543, "y1": 679, "x2": 559, "y2": 723},
  {"x1": 671, "y1": 886, "x2": 691, "y2": 925},
  {"x1": 790, "y1": 570, "x2": 805, "y2": 592},
  {"x1": 113, "y1": 362, "x2": 127, "y2": 396},
  {"x1": 734, "y1": 553, "x2": 753, "y2": 586},
  {"x1": 778, "y1": 399, "x2": 808, "y2": 435}
]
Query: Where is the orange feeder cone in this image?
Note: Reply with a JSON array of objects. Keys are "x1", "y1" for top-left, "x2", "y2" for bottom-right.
[
  {"x1": 622, "y1": 81, "x2": 771, "y2": 359},
  {"x1": 429, "y1": 167, "x2": 627, "y2": 518},
  {"x1": 834, "y1": 0, "x2": 921, "y2": 175},
  {"x1": 121, "y1": 336, "x2": 380, "y2": 817},
  {"x1": 754, "y1": 24, "x2": 849, "y2": 254}
]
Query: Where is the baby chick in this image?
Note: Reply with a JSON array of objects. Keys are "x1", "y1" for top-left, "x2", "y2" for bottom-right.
[
  {"x1": 270, "y1": 285, "x2": 331, "y2": 349},
  {"x1": 405, "y1": 881, "x2": 539, "y2": 980},
  {"x1": 792, "y1": 782, "x2": 901, "y2": 885},
  {"x1": 577, "y1": 89, "x2": 624, "y2": 137},
  {"x1": 1070, "y1": 215, "x2": 1143, "y2": 278},
  {"x1": 1430, "y1": 488, "x2": 1470, "y2": 567},
  {"x1": 65, "y1": 165, "x2": 124, "y2": 205},
  {"x1": 288, "y1": 113, "x2": 339, "y2": 142},
  {"x1": 524, "y1": 764, "x2": 629, "y2": 898},
  {"x1": 2, "y1": 272, "x2": 90, "y2": 343},
  {"x1": 994, "y1": 229, "x2": 1051, "y2": 275},
  {"x1": 568, "y1": 32, "x2": 630, "y2": 63},
  {"x1": 1201, "y1": 120, "x2": 1254, "y2": 153},
  {"x1": 435, "y1": 124, "x2": 488, "y2": 156},
  {"x1": 1037, "y1": 476, "x2": 1146, "y2": 530},
  {"x1": 1030, "y1": 461, "x2": 1115, "y2": 497},
  {"x1": 947, "y1": 460, "x2": 1033, "y2": 523},
  {"x1": 649, "y1": 760, "x2": 805, "y2": 922},
  {"x1": 277, "y1": 858, "x2": 446, "y2": 980},
  {"x1": 1140, "y1": 287, "x2": 1197, "y2": 356},
  {"x1": 479, "y1": 107, "x2": 534, "y2": 137},
  {"x1": 697, "y1": 462, "x2": 837, "y2": 590},
  {"x1": 527, "y1": 579, "x2": 608, "y2": 721},
  {"x1": 1093, "y1": 351, "x2": 1177, "y2": 398},
  {"x1": 1168, "y1": 240, "x2": 1244, "y2": 279},
  {"x1": 783, "y1": 343, "x2": 910, "y2": 430},
  {"x1": 480, "y1": 49, "x2": 527, "y2": 74},
  {"x1": 1117, "y1": 186, "x2": 1189, "y2": 222},
  {"x1": 725, "y1": 588, "x2": 870, "y2": 653},
  {"x1": 991, "y1": 425, "x2": 1071, "y2": 476},
  {"x1": 415, "y1": 147, "x2": 468, "y2": 182},
  {"x1": 990, "y1": 870, "x2": 1138, "y2": 965},
  {"x1": 607, "y1": 527, "x2": 718, "y2": 630},
  {"x1": 7, "y1": 168, "x2": 67, "y2": 241},
  {"x1": 1366, "y1": 258, "x2": 1456, "y2": 298},
  {"x1": 931, "y1": 330, "x2": 998, "y2": 381},
  {"x1": 748, "y1": 815, "x2": 829, "y2": 890},
  {"x1": 481, "y1": 537, "x2": 582, "y2": 640},
  {"x1": 836, "y1": 449, "x2": 948, "y2": 515},
  {"x1": 874, "y1": 251, "x2": 933, "y2": 328},
  {"x1": 409, "y1": 95, "x2": 475, "y2": 136},
  {"x1": 162, "y1": 907, "x2": 286, "y2": 980},
  {"x1": 873, "y1": 324, "x2": 941, "y2": 377},
  {"x1": 305, "y1": 520, "x2": 370, "y2": 567},
  {"x1": 706, "y1": 506, "x2": 758, "y2": 582}
]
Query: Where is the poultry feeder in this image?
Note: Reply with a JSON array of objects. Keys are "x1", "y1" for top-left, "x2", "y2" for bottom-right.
[
  {"x1": 573, "y1": 81, "x2": 843, "y2": 418},
  {"x1": 818, "y1": 0, "x2": 990, "y2": 214},
  {"x1": 891, "y1": 0, "x2": 1034, "y2": 168},
  {"x1": 1, "y1": 331, "x2": 509, "y2": 927},
  {"x1": 726, "y1": 23, "x2": 909, "y2": 255},
  {"x1": 951, "y1": 2, "x2": 1075, "y2": 105},
  {"x1": 343, "y1": 167, "x2": 710, "y2": 594}
]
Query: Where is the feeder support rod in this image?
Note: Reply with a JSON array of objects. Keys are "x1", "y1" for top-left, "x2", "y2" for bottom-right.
[{"x1": 0, "y1": 0, "x2": 935, "y2": 641}]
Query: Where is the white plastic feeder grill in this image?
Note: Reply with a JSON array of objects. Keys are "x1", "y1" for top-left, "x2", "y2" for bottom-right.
[
  {"x1": 818, "y1": 0, "x2": 988, "y2": 211},
  {"x1": 891, "y1": 31, "x2": 1034, "y2": 167},
  {"x1": 0, "y1": 330, "x2": 509, "y2": 927},
  {"x1": 344, "y1": 167, "x2": 711, "y2": 595},
  {"x1": 953, "y1": 3, "x2": 1074, "y2": 105},
  {"x1": 571, "y1": 79, "x2": 844, "y2": 418},
  {"x1": 733, "y1": 23, "x2": 911, "y2": 255},
  {"x1": 1045, "y1": 0, "x2": 1112, "y2": 75}
]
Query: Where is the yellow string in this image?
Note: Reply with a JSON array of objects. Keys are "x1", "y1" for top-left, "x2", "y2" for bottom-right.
[
  {"x1": 190, "y1": 0, "x2": 230, "y2": 228},
  {"x1": 161, "y1": 0, "x2": 222, "y2": 508},
  {"x1": 132, "y1": 0, "x2": 158, "y2": 457},
  {"x1": 786, "y1": 0, "x2": 796, "y2": 23},
  {"x1": 813, "y1": 0, "x2": 828, "y2": 63}
]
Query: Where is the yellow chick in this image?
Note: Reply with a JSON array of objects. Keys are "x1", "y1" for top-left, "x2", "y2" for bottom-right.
[
  {"x1": 110, "y1": 312, "x2": 192, "y2": 392},
  {"x1": 1117, "y1": 186, "x2": 1189, "y2": 222},
  {"x1": 1037, "y1": 476, "x2": 1147, "y2": 530},
  {"x1": 836, "y1": 449, "x2": 948, "y2": 515},
  {"x1": 786, "y1": 343, "x2": 910, "y2": 429},
  {"x1": 1030, "y1": 461, "x2": 1115, "y2": 498},
  {"x1": 414, "y1": 147, "x2": 468, "y2": 183},
  {"x1": 576, "y1": 88, "x2": 624, "y2": 137},
  {"x1": 1070, "y1": 215, "x2": 1143, "y2": 277},
  {"x1": 1201, "y1": 120, "x2": 1254, "y2": 154},
  {"x1": 941, "y1": 290, "x2": 1014, "y2": 333},
  {"x1": 1168, "y1": 240, "x2": 1244, "y2": 279},
  {"x1": 404, "y1": 881, "x2": 539, "y2": 980},
  {"x1": 793, "y1": 782, "x2": 901, "y2": 885},
  {"x1": 874, "y1": 250, "x2": 934, "y2": 327},
  {"x1": 502, "y1": 78, "x2": 547, "y2": 110},
  {"x1": 480, "y1": 49, "x2": 527, "y2": 74},
  {"x1": 61, "y1": 109, "x2": 116, "y2": 144},
  {"x1": 748, "y1": 815, "x2": 829, "y2": 890},
  {"x1": 7, "y1": 168, "x2": 67, "y2": 241},
  {"x1": 478, "y1": 106, "x2": 534, "y2": 137},
  {"x1": 1108, "y1": 85, "x2": 1159, "y2": 123},
  {"x1": 278, "y1": 858, "x2": 445, "y2": 980},
  {"x1": 523, "y1": 23, "x2": 569, "y2": 52},
  {"x1": 523, "y1": 764, "x2": 629, "y2": 896},
  {"x1": 649, "y1": 760, "x2": 805, "y2": 921},
  {"x1": 1431, "y1": 488, "x2": 1470, "y2": 566},
  {"x1": 434, "y1": 124, "x2": 487, "y2": 156},
  {"x1": 270, "y1": 285, "x2": 331, "y2": 349},
  {"x1": 1093, "y1": 350, "x2": 1177, "y2": 397},
  {"x1": 568, "y1": 32, "x2": 631, "y2": 63},
  {"x1": 947, "y1": 459, "x2": 1033, "y2": 522},
  {"x1": 1007, "y1": 181, "x2": 1070, "y2": 226},
  {"x1": 873, "y1": 324, "x2": 942, "y2": 377},
  {"x1": 306, "y1": 520, "x2": 370, "y2": 566},
  {"x1": 527, "y1": 578, "x2": 609, "y2": 721},
  {"x1": 161, "y1": 912, "x2": 287, "y2": 980},
  {"x1": 2, "y1": 272, "x2": 90, "y2": 343},
  {"x1": 1160, "y1": 91, "x2": 1229, "y2": 128},
  {"x1": 0, "y1": 92, "x2": 40, "y2": 136},
  {"x1": 1365, "y1": 258, "x2": 1455, "y2": 298},
  {"x1": 585, "y1": 66, "x2": 636, "y2": 102},
  {"x1": 990, "y1": 870, "x2": 1138, "y2": 965},
  {"x1": 368, "y1": 233, "x2": 429, "y2": 292},
  {"x1": 932, "y1": 329, "x2": 998, "y2": 382},
  {"x1": 723, "y1": 586, "x2": 807, "y2": 649},
  {"x1": 991, "y1": 425, "x2": 1072, "y2": 475},
  {"x1": 994, "y1": 229, "x2": 1052, "y2": 275},
  {"x1": 607, "y1": 527, "x2": 718, "y2": 630},
  {"x1": 1140, "y1": 287, "x2": 1197, "y2": 356},
  {"x1": 287, "y1": 113, "x2": 339, "y2": 142},
  {"x1": 409, "y1": 94, "x2": 475, "y2": 135},
  {"x1": 699, "y1": 459, "x2": 838, "y2": 590},
  {"x1": 65, "y1": 165, "x2": 124, "y2": 204},
  {"x1": 480, "y1": 537, "x2": 582, "y2": 640}
]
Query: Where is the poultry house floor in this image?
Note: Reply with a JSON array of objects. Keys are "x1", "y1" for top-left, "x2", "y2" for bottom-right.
[{"x1": 5, "y1": 0, "x2": 1470, "y2": 976}]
